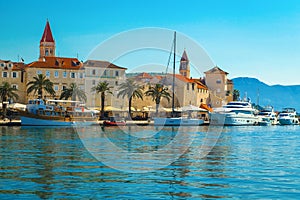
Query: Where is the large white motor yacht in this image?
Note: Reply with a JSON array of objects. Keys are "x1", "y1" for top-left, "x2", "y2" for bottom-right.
[
  {"x1": 210, "y1": 101, "x2": 258, "y2": 126},
  {"x1": 257, "y1": 106, "x2": 278, "y2": 126},
  {"x1": 278, "y1": 108, "x2": 299, "y2": 125}
]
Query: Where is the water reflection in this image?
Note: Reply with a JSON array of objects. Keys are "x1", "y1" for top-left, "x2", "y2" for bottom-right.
[{"x1": 1, "y1": 126, "x2": 300, "y2": 199}]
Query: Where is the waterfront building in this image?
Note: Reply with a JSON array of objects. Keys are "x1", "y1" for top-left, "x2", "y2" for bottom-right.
[
  {"x1": 24, "y1": 20, "x2": 84, "y2": 101},
  {"x1": 0, "y1": 60, "x2": 27, "y2": 103},
  {"x1": 131, "y1": 50, "x2": 210, "y2": 112},
  {"x1": 26, "y1": 57, "x2": 85, "y2": 101},
  {"x1": 83, "y1": 60, "x2": 127, "y2": 109},
  {"x1": 204, "y1": 66, "x2": 233, "y2": 108}
]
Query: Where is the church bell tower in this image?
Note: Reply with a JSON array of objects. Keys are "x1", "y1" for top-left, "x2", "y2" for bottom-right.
[
  {"x1": 179, "y1": 49, "x2": 190, "y2": 78},
  {"x1": 39, "y1": 20, "x2": 55, "y2": 61}
]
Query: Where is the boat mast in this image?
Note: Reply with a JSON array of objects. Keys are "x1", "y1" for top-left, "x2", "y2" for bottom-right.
[{"x1": 172, "y1": 31, "x2": 176, "y2": 117}]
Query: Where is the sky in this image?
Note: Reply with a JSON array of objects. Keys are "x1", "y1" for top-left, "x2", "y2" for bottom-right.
[{"x1": 1, "y1": 0, "x2": 300, "y2": 85}]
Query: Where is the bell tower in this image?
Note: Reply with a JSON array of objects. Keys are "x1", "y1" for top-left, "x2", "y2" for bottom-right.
[
  {"x1": 39, "y1": 20, "x2": 55, "y2": 61},
  {"x1": 179, "y1": 49, "x2": 190, "y2": 78}
]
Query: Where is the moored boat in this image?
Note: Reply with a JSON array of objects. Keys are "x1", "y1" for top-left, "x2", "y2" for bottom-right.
[
  {"x1": 18, "y1": 99, "x2": 98, "y2": 126},
  {"x1": 103, "y1": 117, "x2": 126, "y2": 126},
  {"x1": 278, "y1": 108, "x2": 299, "y2": 125},
  {"x1": 257, "y1": 106, "x2": 278, "y2": 126},
  {"x1": 210, "y1": 101, "x2": 258, "y2": 126},
  {"x1": 154, "y1": 117, "x2": 204, "y2": 126}
]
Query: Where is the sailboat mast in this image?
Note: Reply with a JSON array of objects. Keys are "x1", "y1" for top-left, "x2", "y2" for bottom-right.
[{"x1": 172, "y1": 31, "x2": 176, "y2": 116}]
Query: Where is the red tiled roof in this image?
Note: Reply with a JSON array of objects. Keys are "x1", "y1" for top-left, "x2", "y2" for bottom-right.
[
  {"x1": 27, "y1": 56, "x2": 82, "y2": 70},
  {"x1": 137, "y1": 72, "x2": 152, "y2": 79},
  {"x1": 154, "y1": 75, "x2": 163, "y2": 80},
  {"x1": 173, "y1": 74, "x2": 208, "y2": 90},
  {"x1": 12, "y1": 62, "x2": 26, "y2": 71},
  {"x1": 40, "y1": 20, "x2": 54, "y2": 43},
  {"x1": 83, "y1": 60, "x2": 127, "y2": 70}
]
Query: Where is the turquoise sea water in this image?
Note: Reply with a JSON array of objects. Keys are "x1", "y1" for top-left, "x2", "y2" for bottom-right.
[{"x1": 0, "y1": 125, "x2": 300, "y2": 199}]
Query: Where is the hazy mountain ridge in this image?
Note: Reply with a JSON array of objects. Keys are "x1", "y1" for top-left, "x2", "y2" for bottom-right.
[{"x1": 232, "y1": 77, "x2": 300, "y2": 112}]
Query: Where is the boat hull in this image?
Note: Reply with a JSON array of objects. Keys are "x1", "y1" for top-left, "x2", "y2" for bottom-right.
[
  {"x1": 210, "y1": 113, "x2": 258, "y2": 126},
  {"x1": 103, "y1": 121, "x2": 126, "y2": 126},
  {"x1": 154, "y1": 117, "x2": 204, "y2": 126},
  {"x1": 19, "y1": 110, "x2": 98, "y2": 126},
  {"x1": 278, "y1": 118, "x2": 299, "y2": 125}
]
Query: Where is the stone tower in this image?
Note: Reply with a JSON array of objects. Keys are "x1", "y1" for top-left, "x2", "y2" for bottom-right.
[
  {"x1": 39, "y1": 20, "x2": 55, "y2": 61},
  {"x1": 179, "y1": 49, "x2": 190, "y2": 78}
]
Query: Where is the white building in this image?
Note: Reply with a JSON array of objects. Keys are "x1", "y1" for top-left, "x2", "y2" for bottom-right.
[{"x1": 83, "y1": 60, "x2": 127, "y2": 109}]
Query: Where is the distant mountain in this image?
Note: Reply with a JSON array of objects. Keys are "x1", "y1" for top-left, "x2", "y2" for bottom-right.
[{"x1": 232, "y1": 77, "x2": 300, "y2": 112}]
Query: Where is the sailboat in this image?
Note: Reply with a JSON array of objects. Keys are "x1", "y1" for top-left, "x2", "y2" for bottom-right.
[{"x1": 153, "y1": 32, "x2": 204, "y2": 126}]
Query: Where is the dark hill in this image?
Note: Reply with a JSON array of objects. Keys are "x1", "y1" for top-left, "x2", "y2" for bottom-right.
[{"x1": 232, "y1": 77, "x2": 300, "y2": 112}]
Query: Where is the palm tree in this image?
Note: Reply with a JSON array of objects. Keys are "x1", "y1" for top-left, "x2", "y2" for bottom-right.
[
  {"x1": 60, "y1": 83, "x2": 87, "y2": 103},
  {"x1": 233, "y1": 89, "x2": 240, "y2": 101},
  {"x1": 27, "y1": 74, "x2": 55, "y2": 99},
  {"x1": 145, "y1": 84, "x2": 171, "y2": 116},
  {"x1": 91, "y1": 81, "x2": 113, "y2": 119},
  {"x1": 117, "y1": 79, "x2": 143, "y2": 118},
  {"x1": 0, "y1": 82, "x2": 18, "y2": 119}
]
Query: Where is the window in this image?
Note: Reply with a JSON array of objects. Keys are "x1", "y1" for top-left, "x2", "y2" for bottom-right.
[
  {"x1": 54, "y1": 71, "x2": 59, "y2": 78},
  {"x1": 79, "y1": 73, "x2": 83, "y2": 78},
  {"x1": 12, "y1": 72, "x2": 18, "y2": 78},
  {"x1": 115, "y1": 71, "x2": 119, "y2": 77},
  {"x1": 92, "y1": 80, "x2": 96, "y2": 85},
  {"x1": 70, "y1": 72, "x2": 76, "y2": 78},
  {"x1": 187, "y1": 83, "x2": 189, "y2": 90},
  {"x1": 0, "y1": 63, "x2": 4, "y2": 67},
  {"x1": 63, "y1": 71, "x2": 67, "y2": 78},
  {"x1": 2, "y1": 72, "x2": 8, "y2": 78},
  {"x1": 45, "y1": 49, "x2": 49, "y2": 56},
  {"x1": 92, "y1": 69, "x2": 96, "y2": 75},
  {"x1": 54, "y1": 85, "x2": 59, "y2": 91},
  {"x1": 192, "y1": 83, "x2": 195, "y2": 91},
  {"x1": 12, "y1": 84, "x2": 18, "y2": 89},
  {"x1": 8, "y1": 63, "x2": 12, "y2": 68},
  {"x1": 37, "y1": 70, "x2": 42, "y2": 75},
  {"x1": 46, "y1": 71, "x2": 50, "y2": 77},
  {"x1": 62, "y1": 85, "x2": 67, "y2": 90},
  {"x1": 216, "y1": 79, "x2": 221, "y2": 84},
  {"x1": 115, "y1": 81, "x2": 118, "y2": 86},
  {"x1": 104, "y1": 70, "x2": 107, "y2": 76}
]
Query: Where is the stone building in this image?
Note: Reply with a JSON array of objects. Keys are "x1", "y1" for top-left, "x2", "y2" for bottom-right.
[
  {"x1": 204, "y1": 66, "x2": 233, "y2": 108},
  {"x1": 0, "y1": 60, "x2": 27, "y2": 103},
  {"x1": 83, "y1": 60, "x2": 127, "y2": 109},
  {"x1": 25, "y1": 20, "x2": 84, "y2": 101}
]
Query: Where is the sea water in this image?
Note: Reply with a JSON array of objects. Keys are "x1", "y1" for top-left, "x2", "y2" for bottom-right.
[{"x1": 0, "y1": 125, "x2": 300, "y2": 199}]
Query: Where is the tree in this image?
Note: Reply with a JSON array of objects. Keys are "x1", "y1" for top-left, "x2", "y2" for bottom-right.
[
  {"x1": 27, "y1": 74, "x2": 55, "y2": 99},
  {"x1": 233, "y1": 89, "x2": 240, "y2": 101},
  {"x1": 91, "y1": 81, "x2": 113, "y2": 119},
  {"x1": 145, "y1": 84, "x2": 171, "y2": 116},
  {"x1": 117, "y1": 79, "x2": 143, "y2": 118},
  {"x1": 0, "y1": 82, "x2": 18, "y2": 119},
  {"x1": 60, "y1": 83, "x2": 87, "y2": 103}
]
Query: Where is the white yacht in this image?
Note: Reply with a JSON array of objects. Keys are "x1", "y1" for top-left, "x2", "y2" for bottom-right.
[
  {"x1": 210, "y1": 101, "x2": 258, "y2": 126},
  {"x1": 257, "y1": 106, "x2": 278, "y2": 126},
  {"x1": 278, "y1": 108, "x2": 299, "y2": 125}
]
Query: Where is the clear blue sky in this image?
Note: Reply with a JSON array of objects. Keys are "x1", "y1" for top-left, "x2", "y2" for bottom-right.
[{"x1": 1, "y1": 0, "x2": 300, "y2": 85}]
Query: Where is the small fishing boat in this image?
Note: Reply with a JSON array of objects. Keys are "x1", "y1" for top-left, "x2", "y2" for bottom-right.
[
  {"x1": 18, "y1": 99, "x2": 98, "y2": 126},
  {"x1": 103, "y1": 117, "x2": 126, "y2": 126}
]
